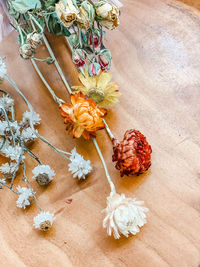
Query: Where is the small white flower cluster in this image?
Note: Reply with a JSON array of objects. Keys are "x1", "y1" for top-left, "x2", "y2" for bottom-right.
[
  {"x1": 4, "y1": 145, "x2": 25, "y2": 161},
  {"x1": 32, "y1": 165, "x2": 55, "y2": 185},
  {"x1": 103, "y1": 193, "x2": 148, "y2": 239},
  {"x1": 0, "y1": 95, "x2": 14, "y2": 112},
  {"x1": 0, "y1": 121, "x2": 20, "y2": 137},
  {"x1": 0, "y1": 162, "x2": 19, "y2": 179},
  {"x1": 69, "y1": 148, "x2": 92, "y2": 179},
  {"x1": 16, "y1": 186, "x2": 34, "y2": 209},
  {"x1": 0, "y1": 57, "x2": 7, "y2": 83},
  {"x1": 21, "y1": 111, "x2": 41, "y2": 126},
  {"x1": 21, "y1": 127, "x2": 37, "y2": 144},
  {"x1": 33, "y1": 211, "x2": 54, "y2": 231}
]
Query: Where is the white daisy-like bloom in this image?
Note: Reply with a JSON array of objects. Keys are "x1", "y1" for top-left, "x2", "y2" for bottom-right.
[
  {"x1": 0, "y1": 96, "x2": 14, "y2": 111},
  {"x1": 68, "y1": 148, "x2": 92, "y2": 179},
  {"x1": 0, "y1": 121, "x2": 20, "y2": 137},
  {"x1": 103, "y1": 192, "x2": 149, "y2": 239},
  {"x1": 0, "y1": 162, "x2": 19, "y2": 179},
  {"x1": 33, "y1": 211, "x2": 54, "y2": 231},
  {"x1": 21, "y1": 127, "x2": 37, "y2": 143},
  {"x1": 3, "y1": 145, "x2": 25, "y2": 161},
  {"x1": 16, "y1": 186, "x2": 34, "y2": 209},
  {"x1": 32, "y1": 165, "x2": 55, "y2": 185},
  {"x1": 21, "y1": 111, "x2": 41, "y2": 126},
  {"x1": 0, "y1": 57, "x2": 7, "y2": 82}
]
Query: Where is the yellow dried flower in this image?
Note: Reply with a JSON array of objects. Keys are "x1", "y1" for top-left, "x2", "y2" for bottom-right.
[{"x1": 72, "y1": 71, "x2": 121, "y2": 107}]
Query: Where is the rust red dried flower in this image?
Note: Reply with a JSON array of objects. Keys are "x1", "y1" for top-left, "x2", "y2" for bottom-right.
[{"x1": 112, "y1": 129, "x2": 152, "y2": 177}]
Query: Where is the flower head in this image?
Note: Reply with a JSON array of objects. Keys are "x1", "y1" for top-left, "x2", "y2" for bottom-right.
[
  {"x1": 72, "y1": 49, "x2": 86, "y2": 68},
  {"x1": 33, "y1": 211, "x2": 54, "y2": 231},
  {"x1": 77, "y1": 1, "x2": 95, "y2": 30},
  {"x1": 21, "y1": 111, "x2": 41, "y2": 126},
  {"x1": 98, "y1": 49, "x2": 112, "y2": 72},
  {"x1": 27, "y1": 33, "x2": 43, "y2": 49},
  {"x1": 112, "y1": 129, "x2": 152, "y2": 177},
  {"x1": 72, "y1": 71, "x2": 121, "y2": 107},
  {"x1": 16, "y1": 186, "x2": 34, "y2": 209},
  {"x1": 0, "y1": 121, "x2": 20, "y2": 138},
  {"x1": 88, "y1": 62, "x2": 101, "y2": 77},
  {"x1": 0, "y1": 95, "x2": 14, "y2": 111},
  {"x1": 55, "y1": 0, "x2": 79, "y2": 27},
  {"x1": 103, "y1": 192, "x2": 148, "y2": 239},
  {"x1": 21, "y1": 127, "x2": 37, "y2": 145},
  {"x1": 32, "y1": 165, "x2": 55, "y2": 185},
  {"x1": 4, "y1": 145, "x2": 25, "y2": 161},
  {"x1": 60, "y1": 92, "x2": 107, "y2": 140},
  {"x1": 0, "y1": 57, "x2": 7, "y2": 83},
  {"x1": 68, "y1": 148, "x2": 92, "y2": 179},
  {"x1": 95, "y1": 1, "x2": 120, "y2": 30},
  {"x1": 19, "y1": 44, "x2": 35, "y2": 59},
  {"x1": 0, "y1": 162, "x2": 19, "y2": 179}
]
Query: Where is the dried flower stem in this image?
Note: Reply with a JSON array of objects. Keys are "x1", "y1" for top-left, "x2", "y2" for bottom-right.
[
  {"x1": 31, "y1": 59, "x2": 64, "y2": 106},
  {"x1": 4, "y1": 74, "x2": 71, "y2": 161},
  {"x1": 22, "y1": 161, "x2": 42, "y2": 211},
  {"x1": 92, "y1": 138, "x2": 116, "y2": 193},
  {"x1": 0, "y1": 181, "x2": 20, "y2": 195}
]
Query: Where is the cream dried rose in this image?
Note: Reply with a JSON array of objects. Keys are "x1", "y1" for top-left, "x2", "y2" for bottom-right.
[
  {"x1": 103, "y1": 192, "x2": 148, "y2": 239},
  {"x1": 55, "y1": 0, "x2": 79, "y2": 28},
  {"x1": 95, "y1": 1, "x2": 119, "y2": 30},
  {"x1": 77, "y1": 1, "x2": 95, "y2": 30}
]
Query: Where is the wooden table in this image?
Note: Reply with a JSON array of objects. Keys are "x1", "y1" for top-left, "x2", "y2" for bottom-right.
[{"x1": 0, "y1": 0, "x2": 200, "y2": 266}]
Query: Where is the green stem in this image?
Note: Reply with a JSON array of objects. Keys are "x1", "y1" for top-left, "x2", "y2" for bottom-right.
[
  {"x1": 22, "y1": 161, "x2": 42, "y2": 212},
  {"x1": 31, "y1": 59, "x2": 64, "y2": 106}
]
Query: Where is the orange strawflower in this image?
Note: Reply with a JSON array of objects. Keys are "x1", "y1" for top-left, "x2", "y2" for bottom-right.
[{"x1": 60, "y1": 93, "x2": 107, "y2": 140}]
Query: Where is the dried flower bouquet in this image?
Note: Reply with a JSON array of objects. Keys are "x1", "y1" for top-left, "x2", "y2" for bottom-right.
[{"x1": 4, "y1": 0, "x2": 152, "y2": 238}]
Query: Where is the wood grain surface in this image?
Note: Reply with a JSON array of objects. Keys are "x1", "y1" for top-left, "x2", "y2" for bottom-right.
[{"x1": 0, "y1": 0, "x2": 200, "y2": 266}]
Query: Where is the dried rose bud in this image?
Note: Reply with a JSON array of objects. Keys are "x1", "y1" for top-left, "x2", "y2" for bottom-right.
[
  {"x1": 27, "y1": 33, "x2": 43, "y2": 49},
  {"x1": 19, "y1": 44, "x2": 34, "y2": 60},
  {"x1": 88, "y1": 62, "x2": 101, "y2": 77},
  {"x1": 72, "y1": 49, "x2": 86, "y2": 67},
  {"x1": 98, "y1": 49, "x2": 112, "y2": 72},
  {"x1": 88, "y1": 30, "x2": 101, "y2": 48},
  {"x1": 112, "y1": 129, "x2": 152, "y2": 177}
]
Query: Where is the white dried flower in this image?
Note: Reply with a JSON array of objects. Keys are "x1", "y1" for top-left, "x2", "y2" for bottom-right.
[
  {"x1": 21, "y1": 111, "x2": 41, "y2": 126},
  {"x1": 21, "y1": 127, "x2": 37, "y2": 145},
  {"x1": 33, "y1": 211, "x2": 54, "y2": 231},
  {"x1": 27, "y1": 33, "x2": 43, "y2": 49},
  {"x1": 55, "y1": 0, "x2": 79, "y2": 28},
  {"x1": 16, "y1": 186, "x2": 34, "y2": 209},
  {"x1": 3, "y1": 145, "x2": 25, "y2": 161},
  {"x1": 0, "y1": 162, "x2": 19, "y2": 179},
  {"x1": 0, "y1": 121, "x2": 20, "y2": 137},
  {"x1": 32, "y1": 165, "x2": 55, "y2": 185},
  {"x1": 0, "y1": 57, "x2": 7, "y2": 83},
  {"x1": 19, "y1": 44, "x2": 34, "y2": 59},
  {"x1": 103, "y1": 193, "x2": 148, "y2": 239},
  {"x1": 0, "y1": 95, "x2": 14, "y2": 111},
  {"x1": 68, "y1": 148, "x2": 92, "y2": 179}
]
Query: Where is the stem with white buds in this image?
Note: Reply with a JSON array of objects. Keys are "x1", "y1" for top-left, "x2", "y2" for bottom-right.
[{"x1": 4, "y1": 74, "x2": 71, "y2": 161}]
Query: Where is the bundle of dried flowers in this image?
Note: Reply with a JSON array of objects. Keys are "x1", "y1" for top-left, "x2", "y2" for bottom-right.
[
  {"x1": 6, "y1": 0, "x2": 151, "y2": 238},
  {"x1": 0, "y1": 57, "x2": 92, "y2": 231}
]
